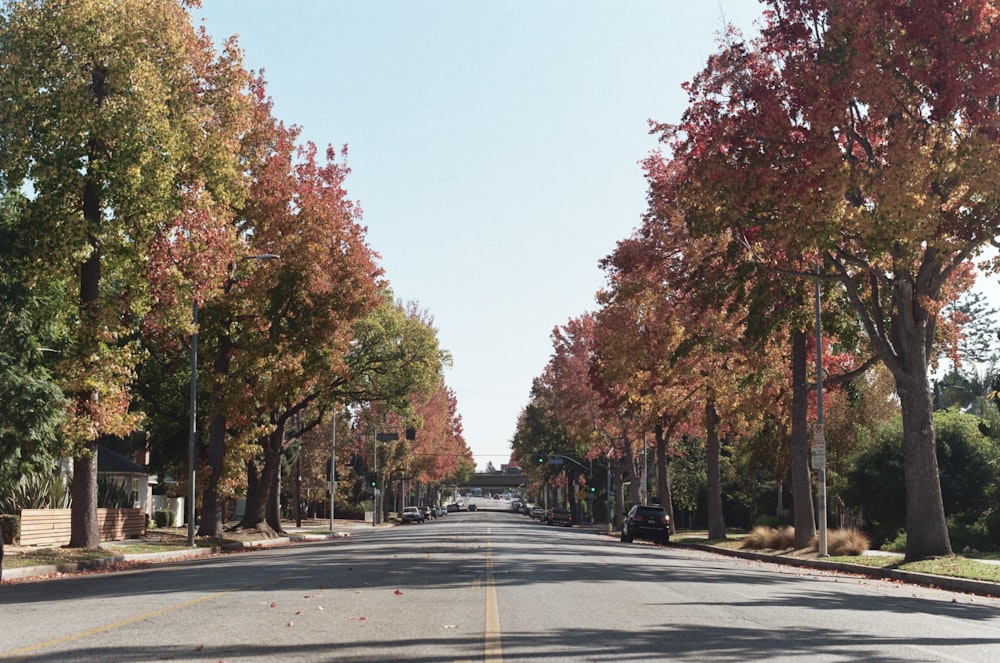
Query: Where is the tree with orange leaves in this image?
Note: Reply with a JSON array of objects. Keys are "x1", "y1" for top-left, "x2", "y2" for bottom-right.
[{"x1": 664, "y1": 0, "x2": 1000, "y2": 558}]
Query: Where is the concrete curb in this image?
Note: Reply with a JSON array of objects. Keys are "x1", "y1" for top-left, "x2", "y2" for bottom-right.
[
  {"x1": 2, "y1": 531, "x2": 351, "y2": 582},
  {"x1": 673, "y1": 541, "x2": 1000, "y2": 598}
]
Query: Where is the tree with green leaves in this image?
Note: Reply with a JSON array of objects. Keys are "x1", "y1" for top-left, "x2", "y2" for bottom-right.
[
  {"x1": 0, "y1": 0, "x2": 255, "y2": 546},
  {"x1": 0, "y1": 193, "x2": 68, "y2": 487}
]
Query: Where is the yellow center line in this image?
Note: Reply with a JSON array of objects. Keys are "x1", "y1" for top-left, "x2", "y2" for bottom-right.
[{"x1": 484, "y1": 530, "x2": 503, "y2": 663}]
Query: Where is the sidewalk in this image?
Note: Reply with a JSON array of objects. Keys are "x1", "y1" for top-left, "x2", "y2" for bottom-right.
[
  {"x1": 671, "y1": 540, "x2": 1000, "y2": 598},
  {"x1": 1, "y1": 519, "x2": 377, "y2": 583}
]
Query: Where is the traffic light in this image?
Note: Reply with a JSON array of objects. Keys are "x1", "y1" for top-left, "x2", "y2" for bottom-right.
[
  {"x1": 334, "y1": 470, "x2": 342, "y2": 482},
  {"x1": 536, "y1": 455, "x2": 546, "y2": 464},
  {"x1": 366, "y1": 472, "x2": 377, "y2": 488},
  {"x1": 588, "y1": 485, "x2": 597, "y2": 494},
  {"x1": 405, "y1": 427, "x2": 416, "y2": 440}
]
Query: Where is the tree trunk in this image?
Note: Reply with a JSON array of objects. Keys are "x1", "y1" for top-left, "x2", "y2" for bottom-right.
[
  {"x1": 790, "y1": 328, "x2": 816, "y2": 548},
  {"x1": 240, "y1": 428, "x2": 283, "y2": 534},
  {"x1": 623, "y1": 434, "x2": 641, "y2": 506},
  {"x1": 69, "y1": 182, "x2": 102, "y2": 550},
  {"x1": 198, "y1": 339, "x2": 232, "y2": 537},
  {"x1": 897, "y1": 369, "x2": 953, "y2": 560},
  {"x1": 612, "y1": 458, "x2": 626, "y2": 529},
  {"x1": 69, "y1": 441, "x2": 100, "y2": 548},
  {"x1": 241, "y1": 460, "x2": 264, "y2": 529},
  {"x1": 655, "y1": 421, "x2": 676, "y2": 535},
  {"x1": 705, "y1": 397, "x2": 727, "y2": 540},
  {"x1": 266, "y1": 465, "x2": 281, "y2": 532}
]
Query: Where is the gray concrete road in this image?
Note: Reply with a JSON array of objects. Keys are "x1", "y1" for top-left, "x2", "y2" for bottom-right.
[{"x1": 2, "y1": 511, "x2": 1000, "y2": 661}]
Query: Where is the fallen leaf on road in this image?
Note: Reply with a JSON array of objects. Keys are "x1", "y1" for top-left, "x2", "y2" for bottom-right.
[
  {"x1": 394, "y1": 589, "x2": 403, "y2": 595},
  {"x1": 287, "y1": 621, "x2": 294, "y2": 627},
  {"x1": 270, "y1": 602, "x2": 277, "y2": 608},
  {"x1": 443, "y1": 625, "x2": 457, "y2": 629}
]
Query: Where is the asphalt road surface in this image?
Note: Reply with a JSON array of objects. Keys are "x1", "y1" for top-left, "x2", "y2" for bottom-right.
[{"x1": 2, "y1": 511, "x2": 1000, "y2": 662}]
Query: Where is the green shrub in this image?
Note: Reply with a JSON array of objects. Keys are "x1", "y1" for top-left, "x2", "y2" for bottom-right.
[
  {"x1": 1, "y1": 471, "x2": 69, "y2": 512},
  {"x1": 97, "y1": 476, "x2": 130, "y2": 508},
  {"x1": 153, "y1": 510, "x2": 175, "y2": 528},
  {"x1": 0, "y1": 513, "x2": 19, "y2": 544},
  {"x1": 882, "y1": 530, "x2": 907, "y2": 552},
  {"x1": 334, "y1": 502, "x2": 368, "y2": 521},
  {"x1": 753, "y1": 514, "x2": 783, "y2": 529}
]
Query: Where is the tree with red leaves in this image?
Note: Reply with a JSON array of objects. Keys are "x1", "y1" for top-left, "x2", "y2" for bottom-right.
[{"x1": 664, "y1": 0, "x2": 1000, "y2": 558}]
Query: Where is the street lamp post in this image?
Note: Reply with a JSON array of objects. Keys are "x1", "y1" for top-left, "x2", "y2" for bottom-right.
[
  {"x1": 187, "y1": 253, "x2": 279, "y2": 547},
  {"x1": 186, "y1": 299, "x2": 198, "y2": 547},
  {"x1": 814, "y1": 262, "x2": 828, "y2": 557}
]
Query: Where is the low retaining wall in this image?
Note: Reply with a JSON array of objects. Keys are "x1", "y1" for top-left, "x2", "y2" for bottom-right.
[{"x1": 18, "y1": 508, "x2": 145, "y2": 547}]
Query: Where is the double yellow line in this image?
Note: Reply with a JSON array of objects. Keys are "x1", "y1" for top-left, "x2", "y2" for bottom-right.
[{"x1": 484, "y1": 537, "x2": 503, "y2": 662}]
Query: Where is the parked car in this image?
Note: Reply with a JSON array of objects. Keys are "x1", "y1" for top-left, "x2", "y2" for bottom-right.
[
  {"x1": 446, "y1": 502, "x2": 460, "y2": 513},
  {"x1": 519, "y1": 503, "x2": 532, "y2": 515},
  {"x1": 423, "y1": 506, "x2": 434, "y2": 520},
  {"x1": 530, "y1": 506, "x2": 547, "y2": 520},
  {"x1": 434, "y1": 506, "x2": 446, "y2": 517},
  {"x1": 401, "y1": 506, "x2": 423, "y2": 524},
  {"x1": 620, "y1": 504, "x2": 670, "y2": 544},
  {"x1": 546, "y1": 507, "x2": 573, "y2": 527},
  {"x1": 467, "y1": 503, "x2": 478, "y2": 512}
]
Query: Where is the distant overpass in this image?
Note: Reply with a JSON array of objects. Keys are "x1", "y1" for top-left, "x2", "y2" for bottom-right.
[
  {"x1": 442, "y1": 471, "x2": 529, "y2": 511},
  {"x1": 465, "y1": 471, "x2": 526, "y2": 494}
]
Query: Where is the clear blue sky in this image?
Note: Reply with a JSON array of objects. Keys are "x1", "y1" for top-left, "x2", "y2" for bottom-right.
[{"x1": 194, "y1": 1, "x2": 766, "y2": 469}]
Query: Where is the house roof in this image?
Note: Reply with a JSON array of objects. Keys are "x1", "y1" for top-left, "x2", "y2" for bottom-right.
[{"x1": 97, "y1": 444, "x2": 146, "y2": 474}]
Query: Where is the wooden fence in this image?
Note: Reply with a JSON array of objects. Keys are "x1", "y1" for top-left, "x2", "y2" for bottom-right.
[{"x1": 17, "y1": 508, "x2": 145, "y2": 547}]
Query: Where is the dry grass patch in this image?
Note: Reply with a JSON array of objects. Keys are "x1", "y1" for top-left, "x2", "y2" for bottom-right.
[
  {"x1": 740, "y1": 526, "x2": 869, "y2": 554},
  {"x1": 817, "y1": 528, "x2": 870, "y2": 556},
  {"x1": 741, "y1": 526, "x2": 795, "y2": 550}
]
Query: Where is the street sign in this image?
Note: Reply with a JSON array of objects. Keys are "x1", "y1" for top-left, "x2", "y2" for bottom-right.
[
  {"x1": 547, "y1": 457, "x2": 563, "y2": 464},
  {"x1": 812, "y1": 450, "x2": 826, "y2": 470},
  {"x1": 376, "y1": 432, "x2": 399, "y2": 441},
  {"x1": 812, "y1": 425, "x2": 825, "y2": 453}
]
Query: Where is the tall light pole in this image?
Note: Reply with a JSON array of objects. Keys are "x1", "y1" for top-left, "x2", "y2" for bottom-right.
[
  {"x1": 814, "y1": 262, "x2": 828, "y2": 557},
  {"x1": 329, "y1": 409, "x2": 336, "y2": 532},
  {"x1": 187, "y1": 253, "x2": 279, "y2": 547},
  {"x1": 187, "y1": 298, "x2": 198, "y2": 547}
]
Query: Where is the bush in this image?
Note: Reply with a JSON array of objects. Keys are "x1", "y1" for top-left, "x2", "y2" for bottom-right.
[
  {"x1": 882, "y1": 530, "x2": 906, "y2": 553},
  {"x1": 820, "y1": 528, "x2": 871, "y2": 556},
  {"x1": 333, "y1": 502, "x2": 368, "y2": 521},
  {"x1": 753, "y1": 514, "x2": 784, "y2": 529},
  {"x1": 0, "y1": 513, "x2": 19, "y2": 544},
  {"x1": 97, "y1": 476, "x2": 131, "y2": 509},
  {"x1": 1, "y1": 471, "x2": 69, "y2": 512},
  {"x1": 153, "y1": 510, "x2": 175, "y2": 528},
  {"x1": 741, "y1": 526, "x2": 795, "y2": 550}
]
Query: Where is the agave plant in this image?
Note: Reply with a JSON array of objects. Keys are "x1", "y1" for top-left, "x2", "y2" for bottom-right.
[{"x1": 0, "y1": 471, "x2": 69, "y2": 513}]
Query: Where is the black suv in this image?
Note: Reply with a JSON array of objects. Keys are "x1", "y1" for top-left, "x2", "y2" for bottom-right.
[
  {"x1": 545, "y1": 507, "x2": 573, "y2": 527},
  {"x1": 620, "y1": 504, "x2": 670, "y2": 545}
]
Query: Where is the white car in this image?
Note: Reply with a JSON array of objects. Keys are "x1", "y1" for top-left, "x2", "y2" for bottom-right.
[{"x1": 401, "y1": 506, "x2": 423, "y2": 524}]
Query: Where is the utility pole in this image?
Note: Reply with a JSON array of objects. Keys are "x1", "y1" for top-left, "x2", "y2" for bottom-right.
[
  {"x1": 814, "y1": 263, "x2": 828, "y2": 557},
  {"x1": 329, "y1": 410, "x2": 336, "y2": 531}
]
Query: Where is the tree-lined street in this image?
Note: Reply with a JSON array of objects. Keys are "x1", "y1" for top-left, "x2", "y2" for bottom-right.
[{"x1": 4, "y1": 513, "x2": 1000, "y2": 662}]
